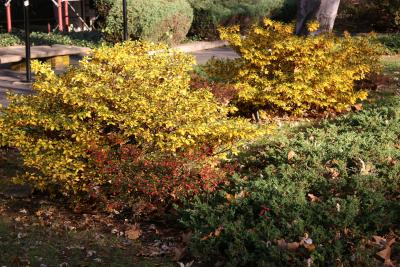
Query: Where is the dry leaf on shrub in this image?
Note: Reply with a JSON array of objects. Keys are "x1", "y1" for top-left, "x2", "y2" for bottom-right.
[
  {"x1": 326, "y1": 167, "x2": 340, "y2": 179},
  {"x1": 201, "y1": 226, "x2": 224, "y2": 241},
  {"x1": 352, "y1": 103, "x2": 363, "y2": 111},
  {"x1": 226, "y1": 191, "x2": 248, "y2": 202}
]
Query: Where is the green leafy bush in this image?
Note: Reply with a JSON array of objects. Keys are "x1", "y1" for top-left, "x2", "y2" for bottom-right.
[
  {"x1": 187, "y1": 0, "x2": 288, "y2": 39},
  {"x1": 105, "y1": 0, "x2": 193, "y2": 44},
  {"x1": 0, "y1": 41, "x2": 263, "y2": 205},
  {"x1": 181, "y1": 95, "x2": 400, "y2": 266},
  {"x1": 204, "y1": 19, "x2": 384, "y2": 116},
  {"x1": 0, "y1": 31, "x2": 103, "y2": 48},
  {"x1": 91, "y1": 0, "x2": 115, "y2": 29},
  {"x1": 0, "y1": 33, "x2": 21, "y2": 47},
  {"x1": 338, "y1": 0, "x2": 400, "y2": 32},
  {"x1": 271, "y1": 0, "x2": 297, "y2": 22},
  {"x1": 377, "y1": 34, "x2": 400, "y2": 54}
]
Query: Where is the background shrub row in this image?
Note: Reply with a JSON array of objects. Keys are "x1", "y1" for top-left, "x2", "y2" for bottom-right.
[{"x1": 95, "y1": 0, "x2": 296, "y2": 43}]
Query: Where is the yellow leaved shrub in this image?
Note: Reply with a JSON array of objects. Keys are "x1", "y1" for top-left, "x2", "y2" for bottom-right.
[
  {"x1": 205, "y1": 19, "x2": 384, "y2": 115},
  {"x1": 0, "y1": 41, "x2": 264, "y2": 197}
]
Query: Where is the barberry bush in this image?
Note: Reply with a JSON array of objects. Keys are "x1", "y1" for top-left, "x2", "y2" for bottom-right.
[
  {"x1": 0, "y1": 41, "x2": 264, "y2": 205},
  {"x1": 204, "y1": 19, "x2": 384, "y2": 116}
]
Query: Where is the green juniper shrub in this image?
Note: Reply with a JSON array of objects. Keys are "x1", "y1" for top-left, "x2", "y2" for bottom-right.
[{"x1": 180, "y1": 95, "x2": 400, "y2": 266}]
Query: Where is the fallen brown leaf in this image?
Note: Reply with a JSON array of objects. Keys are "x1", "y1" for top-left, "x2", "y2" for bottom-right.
[
  {"x1": 307, "y1": 193, "x2": 320, "y2": 202},
  {"x1": 277, "y1": 239, "x2": 287, "y2": 248},
  {"x1": 358, "y1": 158, "x2": 374, "y2": 175},
  {"x1": 181, "y1": 231, "x2": 192, "y2": 244},
  {"x1": 214, "y1": 226, "x2": 223, "y2": 237},
  {"x1": 371, "y1": 235, "x2": 387, "y2": 246},
  {"x1": 125, "y1": 224, "x2": 141, "y2": 240},
  {"x1": 172, "y1": 246, "x2": 186, "y2": 261},
  {"x1": 201, "y1": 226, "x2": 223, "y2": 241},
  {"x1": 387, "y1": 238, "x2": 396, "y2": 247},
  {"x1": 353, "y1": 103, "x2": 363, "y2": 111},
  {"x1": 376, "y1": 246, "x2": 391, "y2": 261},
  {"x1": 225, "y1": 193, "x2": 234, "y2": 202},
  {"x1": 226, "y1": 191, "x2": 248, "y2": 202},
  {"x1": 287, "y1": 242, "x2": 300, "y2": 251},
  {"x1": 304, "y1": 243, "x2": 316, "y2": 252},
  {"x1": 178, "y1": 261, "x2": 194, "y2": 267},
  {"x1": 288, "y1": 150, "x2": 296, "y2": 161},
  {"x1": 326, "y1": 167, "x2": 340, "y2": 179}
]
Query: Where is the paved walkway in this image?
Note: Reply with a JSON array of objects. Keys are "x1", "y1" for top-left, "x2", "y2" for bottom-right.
[
  {"x1": 0, "y1": 46, "x2": 238, "y2": 107},
  {"x1": 0, "y1": 45, "x2": 90, "y2": 64},
  {"x1": 192, "y1": 46, "x2": 238, "y2": 65},
  {"x1": 0, "y1": 69, "x2": 32, "y2": 107}
]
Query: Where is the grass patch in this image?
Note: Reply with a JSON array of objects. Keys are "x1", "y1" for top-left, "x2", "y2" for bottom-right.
[
  {"x1": 381, "y1": 55, "x2": 400, "y2": 73},
  {"x1": 0, "y1": 216, "x2": 173, "y2": 266},
  {"x1": 0, "y1": 152, "x2": 176, "y2": 266}
]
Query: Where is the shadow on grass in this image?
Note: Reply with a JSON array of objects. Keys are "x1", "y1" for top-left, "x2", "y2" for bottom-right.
[
  {"x1": 0, "y1": 216, "x2": 173, "y2": 267},
  {"x1": 0, "y1": 149, "x2": 174, "y2": 267}
]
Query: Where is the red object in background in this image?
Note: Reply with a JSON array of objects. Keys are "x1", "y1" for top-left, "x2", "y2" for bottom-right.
[
  {"x1": 6, "y1": 3, "x2": 12, "y2": 33},
  {"x1": 58, "y1": 0, "x2": 63, "y2": 31},
  {"x1": 64, "y1": 0, "x2": 69, "y2": 31}
]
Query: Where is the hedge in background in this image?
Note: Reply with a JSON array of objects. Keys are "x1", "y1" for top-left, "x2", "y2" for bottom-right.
[
  {"x1": 0, "y1": 41, "x2": 263, "y2": 205},
  {"x1": 377, "y1": 34, "x2": 400, "y2": 54},
  {"x1": 204, "y1": 19, "x2": 384, "y2": 116},
  {"x1": 181, "y1": 95, "x2": 400, "y2": 266},
  {"x1": 105, "y1": 0, "x2": 193, "y2": 44},
  {"x1": 187, "y1": 0, "x2": 289, "y2": 39},
  {"x1": 337, "y1": 0, "x2": 400, "y2": 32}
]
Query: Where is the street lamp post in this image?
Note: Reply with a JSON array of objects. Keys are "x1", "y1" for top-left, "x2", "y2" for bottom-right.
[
  {"x1": 23, "y1": 0, "x2": 31, "y2": 82},
  {"x1": 5, "y1": 0, "x2": 12, "y2": 33},
  {"x1": 122, "y1": 0, "x2": 128, "y2": 41}
]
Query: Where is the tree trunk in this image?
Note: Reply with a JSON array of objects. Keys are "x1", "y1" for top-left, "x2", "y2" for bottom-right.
[{"x1": 295, "y1": 0, "x2": 341, "y2": 35}]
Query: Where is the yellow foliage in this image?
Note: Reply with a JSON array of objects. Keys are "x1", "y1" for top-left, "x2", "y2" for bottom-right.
[
  {"x1": 0, "y1": 41, "x2": 265, "y2": 195},
  {"x1": 207, "y1": 19, "x2": 384, "y2": 115}
]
